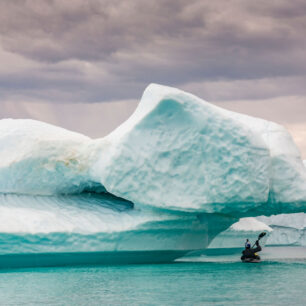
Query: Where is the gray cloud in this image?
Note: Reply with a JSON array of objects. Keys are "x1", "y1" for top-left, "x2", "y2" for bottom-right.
[
  {"x1": 182, "y1": 76, "x2": 306, "y2": 101},
  {"x1": 0, "y1": 98, "x2": 138, "y2": 137},
  {"x1": 0, "y1": 0, "x2": 306, "y2": 103}
]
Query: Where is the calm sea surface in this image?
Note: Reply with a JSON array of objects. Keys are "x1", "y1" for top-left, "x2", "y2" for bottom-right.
[{"x1": 0, "y1": 248, "x2": 305, "y2": 305}]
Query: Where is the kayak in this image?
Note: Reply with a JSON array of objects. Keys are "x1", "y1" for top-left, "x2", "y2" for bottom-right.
[{"x1": 241, "y1": 258, "x2": 261, "y2": 263}]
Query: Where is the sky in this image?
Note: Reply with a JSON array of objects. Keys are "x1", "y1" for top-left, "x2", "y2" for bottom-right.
[{"x1": 0, "y1": 0, "x2": 305, "y2": 157}]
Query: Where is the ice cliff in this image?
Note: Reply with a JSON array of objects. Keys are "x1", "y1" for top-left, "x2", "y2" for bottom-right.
[{"x1": 0, "y1": 84, "x2": 305, "y2": 266}]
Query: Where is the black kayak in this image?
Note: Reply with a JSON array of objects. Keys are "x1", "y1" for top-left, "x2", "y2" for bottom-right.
[{"x1": 241, "y1": 257, "x2": 261, "y2": 263}]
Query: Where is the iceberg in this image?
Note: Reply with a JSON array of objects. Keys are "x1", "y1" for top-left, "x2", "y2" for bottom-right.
[
  {"x1": 257, "y1": 213, "x2": 306, "y2": 246},
  {"x1": 0, "y1": 84, "x2": 305, "y2": 267}
]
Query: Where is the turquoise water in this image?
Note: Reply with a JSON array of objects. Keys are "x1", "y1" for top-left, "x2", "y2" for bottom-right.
[{"x1": 0, "y1": 258, "x2": 305, "y2": 305}]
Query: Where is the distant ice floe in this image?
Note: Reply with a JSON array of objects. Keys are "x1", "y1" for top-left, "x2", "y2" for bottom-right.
[
  {"x1": 209, "y1": 218, "x2": 272, "y2": 249},
  {"x1": 257, "y1": 213, "x2": 306, "y2": 246}
]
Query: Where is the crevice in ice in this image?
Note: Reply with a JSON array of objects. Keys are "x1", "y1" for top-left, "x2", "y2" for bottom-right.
[
  {"x1": 79, "y1": 190, "x2": 134, "y2": 210},
  {"x1": 72, "y1": 181, "x2": 135, "y2": 209}
]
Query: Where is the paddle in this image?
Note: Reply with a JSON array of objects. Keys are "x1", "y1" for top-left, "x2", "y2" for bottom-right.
[{"x1": 252, "y1": 232, "x2": 266, "y2": 248}]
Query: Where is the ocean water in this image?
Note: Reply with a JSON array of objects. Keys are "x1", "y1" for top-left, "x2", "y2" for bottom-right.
[{"x1": 0, "y1": 248, "x2": 305, "y2": 305}]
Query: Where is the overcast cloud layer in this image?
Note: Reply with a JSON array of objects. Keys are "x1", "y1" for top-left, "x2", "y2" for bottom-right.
[
  {"x1": 1, "y1": 0, "x2": 306, "y2": 102},
  {"x1": 0, "y1": 0, "x2": 305, "y2": 155}
]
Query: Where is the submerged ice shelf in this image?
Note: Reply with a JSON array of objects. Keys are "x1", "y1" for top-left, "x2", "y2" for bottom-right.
[{"x1": 0, "y1": 84, "x2": 306, "y2": 266}]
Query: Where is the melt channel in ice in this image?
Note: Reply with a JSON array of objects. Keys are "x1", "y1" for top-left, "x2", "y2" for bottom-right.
[{"x1": 0, "y1": 83, "x2": 305, "y2": 266}]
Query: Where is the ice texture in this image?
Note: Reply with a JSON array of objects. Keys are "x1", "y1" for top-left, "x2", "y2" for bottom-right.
[
  {"x1": 0, "y1": 119, "x2": 95, "y2": 195},
  {"x1": 0, "y1": 84, "x2": 305, "y2": 264},
  {"x1": 93, "y1": 84, "x2": 306, "y2": 215},
  {"x1": 257, "y1": 213, "x2": 306, "y2": 246}
]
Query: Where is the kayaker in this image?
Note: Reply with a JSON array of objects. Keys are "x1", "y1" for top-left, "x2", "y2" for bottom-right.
[{"x1": 241, "y1": 239, "x2": 262, "y2": 261}]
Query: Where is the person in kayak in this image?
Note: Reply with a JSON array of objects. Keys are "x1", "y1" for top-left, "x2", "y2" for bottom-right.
[{"x1": 241, "y1": 239, "x2": 262, "y2": 261}]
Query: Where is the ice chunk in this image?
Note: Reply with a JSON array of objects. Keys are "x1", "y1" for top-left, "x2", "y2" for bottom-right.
[{"x1": 230, "y1": 217, "x2": 272, "y2": 232}]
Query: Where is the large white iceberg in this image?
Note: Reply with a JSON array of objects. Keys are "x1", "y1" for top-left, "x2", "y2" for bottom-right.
[
  {"x1": 1, "y1": 84, "x2": 306, "y2": 214},
  {"x1": 0, "y1": 84, "x2": 305, "y2": 266}
]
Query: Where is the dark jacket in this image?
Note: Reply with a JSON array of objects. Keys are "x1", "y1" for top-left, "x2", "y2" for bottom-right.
[{"x1": 241, "y1": 245, "x2": 262, "y2": 260}]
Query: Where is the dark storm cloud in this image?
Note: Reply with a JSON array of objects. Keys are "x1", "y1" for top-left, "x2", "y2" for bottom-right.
[{"x1": 0, "y1": 0, "x2": 306, "y2": 103}]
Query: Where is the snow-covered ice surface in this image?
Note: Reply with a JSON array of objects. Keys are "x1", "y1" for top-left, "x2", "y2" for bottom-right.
[
  {"x1": 0, "y1": 119, "x2": 95, "y2": 195},
  {"x1": 257, "y1": 213, "x2": 306, "y2": 246},
  {"x1": 0, "y1": 84, "x2": 305, "y2": 266},
  {"x1": 230, "y1": 217, "x2": 272, "y2": 232}
]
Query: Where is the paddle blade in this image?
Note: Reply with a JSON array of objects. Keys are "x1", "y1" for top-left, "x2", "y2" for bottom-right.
[{"x1": 258, "y1": 232, "x2": 266, "y2": 239}]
